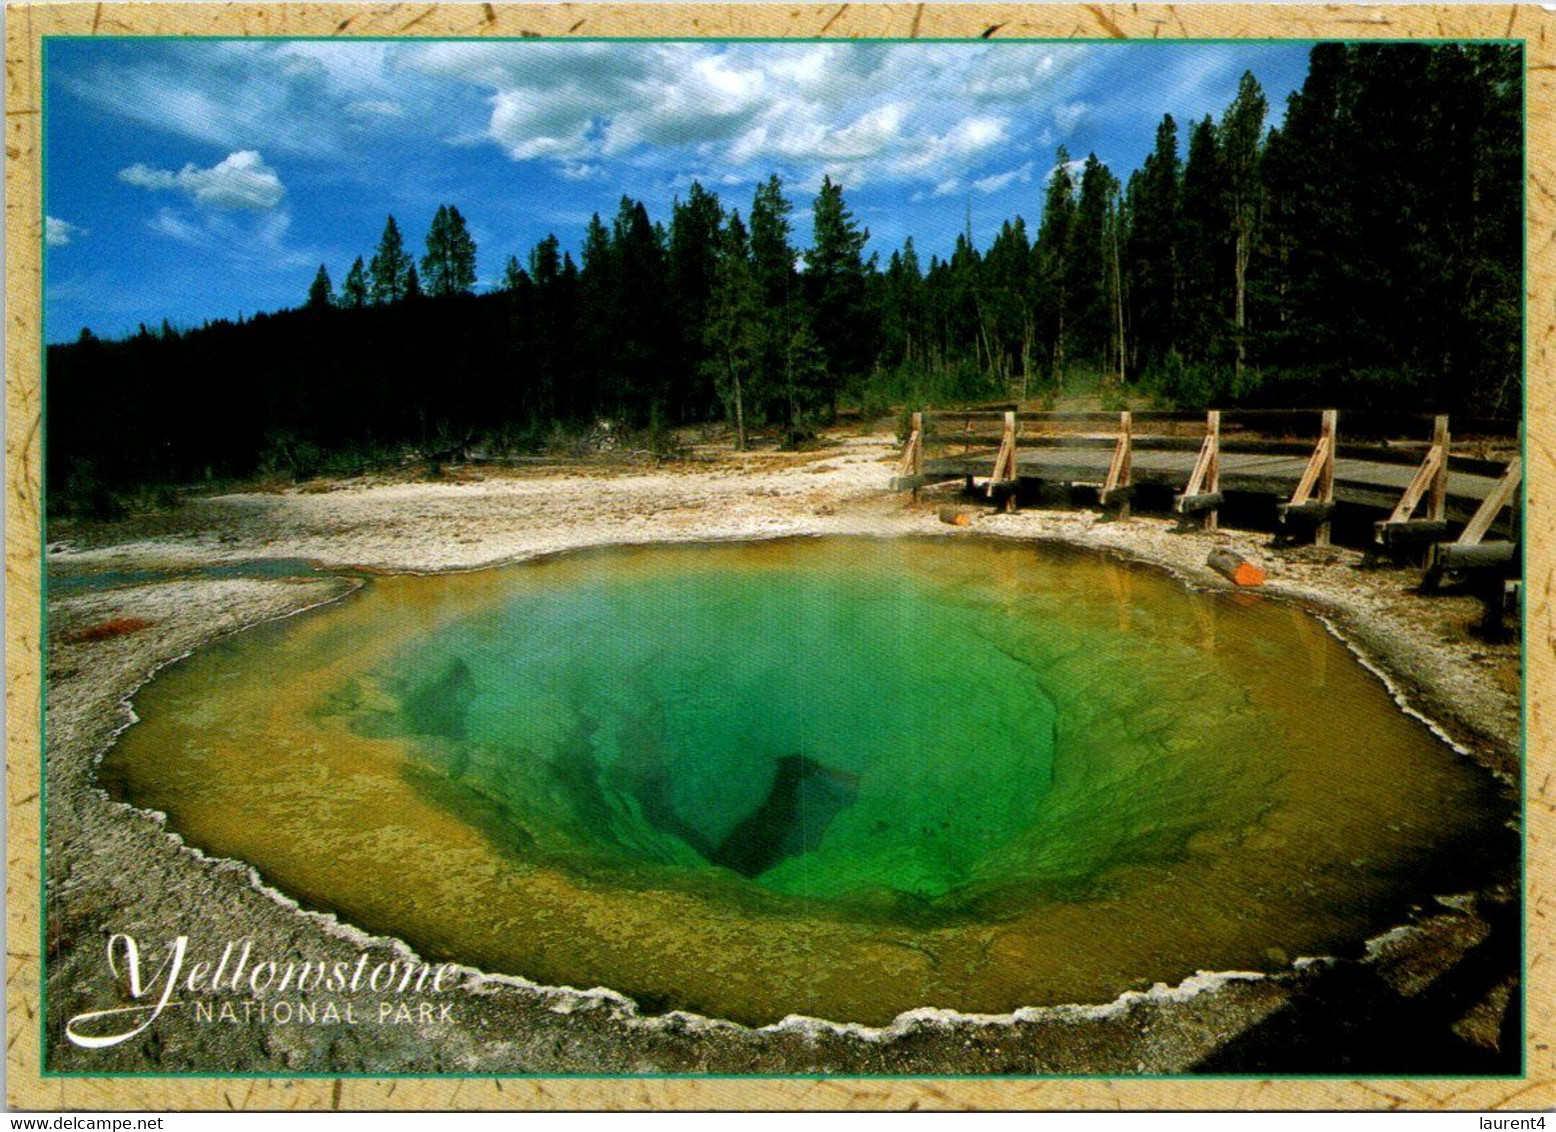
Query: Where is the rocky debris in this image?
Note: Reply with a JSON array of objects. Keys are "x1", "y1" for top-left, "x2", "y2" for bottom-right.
[{"x1": 1452, "y1": 979, "x2": 1515, "y2": 1053}]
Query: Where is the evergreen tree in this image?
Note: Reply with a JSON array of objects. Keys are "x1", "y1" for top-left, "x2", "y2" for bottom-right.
[
  {"x1": 1065, "y1": 155, "x2": 1120, "y2": 371},
  {"x1": 1178, "y1": 117, "x2": 1229, "y2": 373},
  {"x1": 447, "y1": 206, "x2": 477, "y2": 294},
  {"x1": 529, "y1": 233, "x2": 561, "y2": 288},
  {"x1": 1035, "y1": 148, "x2": 1077, "y2": 385},
  {"x1": 1253, "y1": 43, "x2": 1518, "y2": 411},
  {"x1": 368, "y1": 215, "x2": 413, "y2": 304},
  {"x1": 668, "y1": 181, "x2": 726, "y2": 419},
  {"x1": 526, "y1": 234, "x2": 564, "y2": 419},
  {"x1": 422, "y1": 204, "x2": 479, "y2": 297},
  {"x1": 1126, "y1": 114, "x2": 1182, "y2": 376},
  {"x1": 780, "y1": 310, "x2": 829, "y2": 439},
  {"x1": 340, "y1": 257, "x2": 369, "y2": 308},
  {"x1": 748, "y1": 175, "x2": 802, "y2": 426},
  {"x1": 944, "y1": 227, "x2": 985, "y2": 375},
  {"x1": 804, "y1": 175, "x2": 875, "y2": 397},
  {"x1": 42, "y1": 45, "x2": 1525, "y2": 494},
  {"x1": 611, "y1": 197, "x2": 671, "y2": 422},
  {"x1": 983, "y1": 217, "x2": 1034, "y2": 384},
  {"x1": 703, "y1": 211, "x2": 763, "y2": 449},
  {"x1": 501, "y1": 254, "x2": 529, "y2": 293},
  {"x1": 880, "y1": 237, "x2": 927, "y2": 373},
  {"x1": 306, "y1": 264, "x2": 334, "y2": 310},
  {"x1": 574, "y1": 215, "x2": 616, "y2": 420},
  {"x1": 1220, "y1": 72, "x2": 1268, "y2": 385},
  {"x1": 749, "y1": 174, "x2": 797, "y2": 309}
]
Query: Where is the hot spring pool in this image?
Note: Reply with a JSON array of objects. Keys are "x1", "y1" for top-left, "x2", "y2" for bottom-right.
[{"x1": 101, "y1": 537, "x2": 1510, "y2": 1026}]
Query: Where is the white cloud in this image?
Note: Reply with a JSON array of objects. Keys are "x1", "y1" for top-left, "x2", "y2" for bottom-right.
[
  {"x1": 147, "y1": 207, "x2": 206, "y2": 245},
  {"x1": 120, "y1": 151, "x2": 285, "y2": 210},
  {"x1": 71, "y1": 41, "x2": 1107, "y2": 196},
  {"x1": 59, "y1": 40, "x2": 436, "y2": 159},
  {"x1": 45, "y1": 216, "x2": 85, "y2": 247},
  {"x1": 145, "y1": 203, "x2": 312, "y2": 272},
  {"x1": 556, "y1": 162, "x2": 604, "y2": 182},
  {"x1": 347, "y1": 99, "x2": 404, "y2": 119},
  {"x1": 1052, "y1": 101, "x2": 1090, "y2": 135},
  {"x1": 1045, "y1": 157, "x2": 1090, "y2": 187},
  {"x1": 401, "y1": 42, "x2": 1086, "y2": 192},
  {"x1": 973, "y1": 162, "x2": 1036, "y2": 195}
]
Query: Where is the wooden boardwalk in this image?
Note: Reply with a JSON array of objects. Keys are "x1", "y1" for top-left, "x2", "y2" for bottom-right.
[
  {"x1": 919, "y1": 445, "x2": 1504, "y2": 525},
  {"x1": 894, "y1": 407, "x2": 1522, "y2": 626},
  {"x1": 892, "y1": 409, "x2": 1522, "y2": 555}
]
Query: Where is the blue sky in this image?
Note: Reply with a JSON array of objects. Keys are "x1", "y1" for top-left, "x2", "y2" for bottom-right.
[{"x1": 44, "y1": 38, "x2": 1314, "y2": 342}]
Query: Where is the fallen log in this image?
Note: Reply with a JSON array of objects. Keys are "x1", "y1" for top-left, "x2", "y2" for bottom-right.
[{"x1": 1207, "y1": 548, "x2": 1267, "y2": 587}]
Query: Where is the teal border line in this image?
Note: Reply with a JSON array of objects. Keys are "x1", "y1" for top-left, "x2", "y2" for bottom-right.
[
  {"x1": 34, "y1": 31, "x2": 1532, "y2": 1084},
  {"x1": 39, "y1": 31, "x2": 52, "y2": 1084}
]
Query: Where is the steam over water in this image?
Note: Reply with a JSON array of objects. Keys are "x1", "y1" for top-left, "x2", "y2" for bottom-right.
[{"x1": 104, "y1": 538, "x2": 1511, "y2": 1026}]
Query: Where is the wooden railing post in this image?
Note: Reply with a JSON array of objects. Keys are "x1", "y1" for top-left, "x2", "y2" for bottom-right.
[
  {"x1": 893, "y1": 410, "x2": 925, "y2": 500},
  {"x1": 1101, "y1": 410, "x2": 1133, "y2": 519},
  {"x1": 987, "y1": 410, "x2": 1019, "y2": 511},
  {"x1": 1374, "y1": 414, "x2": 1451, "y2": 558},
  {"x1": 1173, "y1": 409, "x2": 1222, "y2": 528},
  {"x1": 1203, "y1": 410, "x2": 1221, "y2": 531},
  {"x1": 1315, "y1": 409, "x2": 1337, "y2": 546},
  {"x1": 1428, "y1": 413, "x2": 1449, "y2": 523},
  {"x1": 1283, "y1": 408, "x2": 1337, "y2": 544},
  {"x1": 1456, "y1": 453, "x2": 1522, "y2": 548},
  {"x1": 1424, "y1": 446, "x2": 1521, "y2": 587}
]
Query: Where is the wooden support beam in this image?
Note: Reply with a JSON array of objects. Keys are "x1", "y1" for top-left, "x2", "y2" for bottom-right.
[
  {"x1": 1374, "y1": 519, "x2": 1453, "y2": 551},
  {"x1": 1477, "y1": 576, "x2": 1519, "y2": 642},
  {"x1": 1177, "y1": 491, "x2": 1225, "y2": 514},
  {"x1": 1173, "y1": 410, "x2": 1221, "y2": 528},
  {"x1": 890, "y1": 473, "x2": 962, "y2": 492},
  {"x1": 1100, "y1": 410, "x2": 1133, "y2": 519},
  {"x1": 987, "y1": 411, "x2": 1020, "y2": 511},
  {"x1": 1286, "y1": 409, "x2": 1337, "y2": 545},
  {"x1": 1385, "y1": 444, "x2": 1445, "y2": 525},
  {"x1": 1427, "y1": 414, "x2": 1449, "y2": 522},
  {"x1": 1316, "y1": 409, "x2": 1337, "y2": 546},
  {"x1": 1456, "y1": 455, "x2": 1522, "y2": 547},
  {"x1": 1279, "y1": 500, "x2": 1336, "y2": 524},
  {"x1": 896, "y1": 411, "x2": 925, "y2": 499},
  {"x1": 1380, "y1": 415, "x2": 1450, "y2": 546},
  {"x1": 1431, "y1": 541, "x2": 1516, "y2": 572}
]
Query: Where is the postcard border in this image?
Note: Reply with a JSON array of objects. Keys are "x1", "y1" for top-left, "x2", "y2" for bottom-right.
[{"x1": 7, "y1": 3, "x2": 1553, "y2": 1111}]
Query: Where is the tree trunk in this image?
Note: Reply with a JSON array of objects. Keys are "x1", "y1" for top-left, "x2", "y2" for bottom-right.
[
  {"x1": 726, "y1": 351, "x2": 746, "y2": 452},
  {"x1": 734, "y1": 374, "x2": 745, "y2": 451},
  {"x1": 1112, "y1": 215, "x2": 1126, "y2": 384},
  {"x1": 1020, "y1": 316, "x2": 1033, "y2": 404},
  {"x1": 1234, "y1": 225, "x2": 1249, "y2": 384},
  {"x1": 1053, "y1": 301, "x2": 1066, "y2": 391}
]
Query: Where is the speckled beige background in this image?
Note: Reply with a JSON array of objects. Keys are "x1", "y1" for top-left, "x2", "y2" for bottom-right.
[{"x1": 6, "y1": 3, "x2": 1553, "y2": 1111}]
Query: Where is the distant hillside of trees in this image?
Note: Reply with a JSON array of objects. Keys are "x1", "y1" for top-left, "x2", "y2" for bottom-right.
[{"x1": 47, "y1": 42, "x2": 1520, "y2": 503}]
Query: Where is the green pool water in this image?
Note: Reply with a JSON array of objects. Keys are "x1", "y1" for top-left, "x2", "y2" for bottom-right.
[{"x1": 102, "y1": 537, "x2": 1511, "y2": 1026}]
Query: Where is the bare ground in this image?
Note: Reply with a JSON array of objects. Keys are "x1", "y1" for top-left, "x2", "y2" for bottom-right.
[{"x1": 41, "y1": 429, "x2": 1522, "y2": 1076}]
